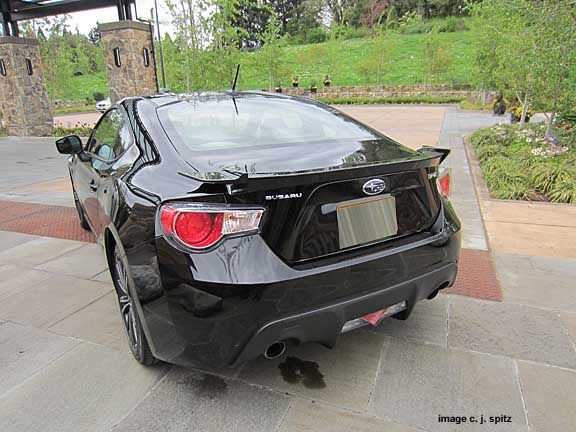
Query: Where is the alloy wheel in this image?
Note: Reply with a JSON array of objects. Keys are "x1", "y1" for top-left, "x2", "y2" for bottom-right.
[{"x1": 114, "y1": 251, "x2": 139, "y2": 352}]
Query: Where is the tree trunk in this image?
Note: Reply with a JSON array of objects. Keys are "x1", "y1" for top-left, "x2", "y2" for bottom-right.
[
  {"x1": 519, "y1": 93, "x2": 529, "y2": 129},
  {"x1": 545, "y1": 92, "x2": 559, "y2": 137}
]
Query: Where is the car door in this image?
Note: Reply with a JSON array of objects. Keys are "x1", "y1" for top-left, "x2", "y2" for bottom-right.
[
  {"x1": 78, "y1": 109, "x2": 124, "y2": 236},
  {"x1": 94, "y1": 111, "x2": 136, "y2": 237}
]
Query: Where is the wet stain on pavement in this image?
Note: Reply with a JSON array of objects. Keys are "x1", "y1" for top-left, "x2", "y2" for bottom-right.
[
  {"x1": 188, "y1": 373, "x2": 228, "y2": 399},
  {"x1": 279, "y1": 356, "x2": 326, "y2": 389}
]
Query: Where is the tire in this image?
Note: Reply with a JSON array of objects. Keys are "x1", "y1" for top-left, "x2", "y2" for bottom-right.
[
  {"x1": 73, "y1": 188, "x2": 90, "y2": 230},
  {"x1": 111, "y1": 244, "x2": 158, "y2": 366}
]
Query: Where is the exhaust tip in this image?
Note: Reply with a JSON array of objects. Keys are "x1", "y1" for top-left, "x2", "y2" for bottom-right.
[{"x1": 264, "y1": 341, "x2": 286, "y2": 360}]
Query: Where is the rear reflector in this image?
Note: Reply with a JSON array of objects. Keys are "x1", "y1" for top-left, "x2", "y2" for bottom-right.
[
  {"x1": 341, "y1": 301, "x2": 407, "y2": 333},
  {"x1": 160, "y1": 204, "x2": 264, "y2": 250},
  {"x1": 437, "y1": 166, "x2": 451, "y2": 197}
]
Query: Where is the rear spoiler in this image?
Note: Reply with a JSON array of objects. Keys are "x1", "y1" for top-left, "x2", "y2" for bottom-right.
[{"x1": 179, "y1": 147, "x2": 450, "y2": 195}]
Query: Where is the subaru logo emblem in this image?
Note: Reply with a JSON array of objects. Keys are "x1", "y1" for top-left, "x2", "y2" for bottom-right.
[{"x1": 362, "y1": 179, "x2": 386, "y2": 195}]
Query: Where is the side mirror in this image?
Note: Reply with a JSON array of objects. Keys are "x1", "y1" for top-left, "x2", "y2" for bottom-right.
[{"x1": 55, "y1": 135, "x2": 83, "y2": 155}]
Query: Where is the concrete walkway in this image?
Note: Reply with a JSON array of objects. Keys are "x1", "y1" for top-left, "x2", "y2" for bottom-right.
[{"x1": 1, "y1": 106, "x2": 575, "y2": 432}]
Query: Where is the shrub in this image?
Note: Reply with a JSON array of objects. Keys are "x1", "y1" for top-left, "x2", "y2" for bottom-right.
[
  {"x1": 93, "y1": 91, "x2": 106, "y2": 102},
  {"x1": 549, "y1": 175, "x2": 576, "y2": 204},
  {"x1": 318, "y1": 96, "x2": 465, "y2": 105},
  {"x1": 307, "y1": 28, "x2": 328, "y2": 44},
  {"x1": 471, "y1": 123, "x2": 576, "y2": 203},
  {"x1": 53, "y1": 124, "x2": 93, "y2": 137}
]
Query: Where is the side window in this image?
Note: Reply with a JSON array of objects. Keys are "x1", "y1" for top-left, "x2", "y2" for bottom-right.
[{"x1": 88, "y1": 109, "x2": 133, "y2": 169}]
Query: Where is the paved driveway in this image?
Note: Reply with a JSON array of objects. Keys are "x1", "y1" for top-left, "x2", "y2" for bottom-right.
[{"x1": 1, "y1": 106, "x2": 575, "y2": 431}]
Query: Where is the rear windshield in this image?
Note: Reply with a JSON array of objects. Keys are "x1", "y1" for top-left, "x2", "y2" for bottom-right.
[{"x1": 157, "y1": 95, "x2": 378, "y2": 152}]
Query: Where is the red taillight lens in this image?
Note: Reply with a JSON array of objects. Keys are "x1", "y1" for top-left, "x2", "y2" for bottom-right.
[
  {"x1": 175, "y1": 212, "x2": 223, "y2": 248},
  {"x1": 437, "y1": 166, "x2": 451, "y2": 197},
  {"x1": 159, "y1": 204, "x2": 263, "y2": 250}
]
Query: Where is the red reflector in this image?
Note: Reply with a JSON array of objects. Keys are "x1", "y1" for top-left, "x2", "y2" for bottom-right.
[
  {"x1": 438, "y1": 171, "x2": 451, "y2": 197},
  {"x1": 174, "y1": 212, "x2": 223, "y2": 248},
  {"x1": 361, "y1": 310, "x2": 386, "y2": 326}
]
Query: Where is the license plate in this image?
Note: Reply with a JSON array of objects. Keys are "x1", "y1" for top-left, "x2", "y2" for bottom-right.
[{"x1": 337, "y1": 195, "x2": 398, "y2": 249}]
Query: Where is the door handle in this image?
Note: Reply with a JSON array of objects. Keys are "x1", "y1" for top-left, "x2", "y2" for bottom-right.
[{"x1": 89, "y1": 180, "x2": 98, "y2": 192}]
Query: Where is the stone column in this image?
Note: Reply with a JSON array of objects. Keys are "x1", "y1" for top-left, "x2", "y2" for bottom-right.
[
  {"x1": 0, "y1": 37, "x2": 52, "y2": 136},
  {"x1": 99, "y1": 21, "x2": 158, "y2": 103}
]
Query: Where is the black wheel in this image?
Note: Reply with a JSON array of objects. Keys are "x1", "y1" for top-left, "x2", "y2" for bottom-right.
[
  {"x1": 111, "y1": 244, "x2": 158, "y2": 366},
  {"x1": 73, "y1": 189, "x2": 90, "y2": 230}
]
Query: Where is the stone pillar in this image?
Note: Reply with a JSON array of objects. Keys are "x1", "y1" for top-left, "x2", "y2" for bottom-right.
[
  {"x1": 0, "y1": 37, "x2": 52, "y2": 136},
  {"x1": 99, "y1": 21, "x2": 158, "y2": 103}
]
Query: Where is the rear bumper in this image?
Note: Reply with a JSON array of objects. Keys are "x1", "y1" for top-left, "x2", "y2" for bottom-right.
[
  {"x1": 233, "y1": 262, "x2": 457, "y2": 365},
  {"x1": 127, "y1": 201, "x2": 461, "y2": 369}
]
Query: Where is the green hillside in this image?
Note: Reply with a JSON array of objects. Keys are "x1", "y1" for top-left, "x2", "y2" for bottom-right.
[
  {"x1": 50, "y1": 31, "x2": 475, "y2": 101},
  {"x1": 237, "y1": 32, "x2": 474, "y2": 90}
]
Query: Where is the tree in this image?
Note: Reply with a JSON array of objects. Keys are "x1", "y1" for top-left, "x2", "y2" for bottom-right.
[
  {"x1": 423, "y1": 29, "x2": 452, "y2": 85},
  {"x1": 264, "y1": 0, "x2": 303, "y2": 35},
  {"x1": 259, "y1": 13, "x2": 284, "y2": 90},
  {"x1": 358, "y1": 26, "x2": 396, "y2": 84},
  {"x1": 469, "y1": 0, "x2": 537, "y2": 127},
  {"x1": 88, "y1": 26, "x2": 101, "y2": 47},
  {"x1": 469, "y1": 0, "x2": 576, "y2": 132},
  {"x1": 233, "y1": 0, "x2": 272, "y2": 48},
  {"x1": 530, "y1": 1, "x2": 576, "y2": 135}
]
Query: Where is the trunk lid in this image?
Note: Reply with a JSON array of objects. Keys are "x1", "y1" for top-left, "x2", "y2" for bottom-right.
[{"x1": 212, "y1": 145, "x2": 447, "y2": 264}]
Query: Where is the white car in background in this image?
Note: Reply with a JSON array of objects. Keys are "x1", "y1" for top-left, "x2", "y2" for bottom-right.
[{"x1": 96, "y1": 98, "x2": 111, "y2": 113}]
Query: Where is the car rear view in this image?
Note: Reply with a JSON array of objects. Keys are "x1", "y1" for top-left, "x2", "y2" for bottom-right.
[{"x1": 136, "y1": 93, "x2": 461, "y2": 368}]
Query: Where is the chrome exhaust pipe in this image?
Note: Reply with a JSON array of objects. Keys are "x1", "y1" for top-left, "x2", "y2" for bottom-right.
[{"x1": 264, "y1": 341, "x2": 286, "y2": 359}]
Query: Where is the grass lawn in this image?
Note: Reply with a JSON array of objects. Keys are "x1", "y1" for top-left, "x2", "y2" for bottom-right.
[
  {"x1": 53, "y1": 104, "x2": 98, "y2": 115},
  {"x1": 471, "y1": 121, "x2": 576, "y2": 204},
  {"x1": 47, "y1": 73, "x2": 109, "y2": 102},
  {"x1": 237, "y1": 32, "x2": 474, "y2": 90}
]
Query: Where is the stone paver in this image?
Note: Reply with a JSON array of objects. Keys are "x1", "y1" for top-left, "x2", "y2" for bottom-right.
[
  {"x1": 372, "y1": 294, "x2": 448, "y2": 347},
  {"x1": 339, "y1": 105, "x2": 447, "y2": 150},
  {"x1": 279, "y1": 399, "x2": 420, "y2": 432},
  {"x1": 437, "y1": 110, "x2": 505, "y2": 251},
  {"x1": 0, "y1": 236, "x2": 84, "y2": 266},
  {"x1": 92, "y1": 269, "x2": 113, "y2": 284},
  {"x1": 115, "y1": 367, "x2": 290, "y2": 432},
  {"x1": 518, "y1": 361, "x2": 576, "y2": 432},
  {"x1": 0, "y1": 230, "x2": 39, "y2": 251},
  {"x1": 561, "y1": 312, "x2": 576, "y2": 347},
  {"x1": 449, "y1": 296, "x2": 576, "y2": 369},
  {"x1": 0, "y1": 274, "x2": 112, "y2": 329},
  {"x1": 0, "y1": 137, "x2": 73, "y2": 207},
  {"x1": 0, "y1": 342, "x2": 167, "y2": 432},
  {"x1": 48, "y1": 291, "x2": 127, "y2": 352},
  {"x1": 240, "y1": 330, "x2": 386, "y2": 411},
  {"x1": 495, "y1": 253, "x2": 576, "y2": 312},
  {"x1": 0, "y1": 322, "x2": 79, "y2": 397},
  {"x1": 0, "y1": 265, "x2": 53, "y2": 301},
  {"x1": 368, "y1": 337, "x2": 528, "y2": 432},
  {"x1": 36, "y1": 243, "x2": 108, "y2": 279}
]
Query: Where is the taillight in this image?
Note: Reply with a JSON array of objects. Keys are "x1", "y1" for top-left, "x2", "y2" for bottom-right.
[
  {"x1": 159, "y1": 204, "x2": 264, "y2": 250},
  {"x1": 437, "y1": 166, "x2": 451, "y2": 197}
]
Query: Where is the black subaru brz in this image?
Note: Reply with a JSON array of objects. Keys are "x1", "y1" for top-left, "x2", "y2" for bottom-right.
[{"x1": 56, "y1": 91, "x2": 460, "y2": 368}]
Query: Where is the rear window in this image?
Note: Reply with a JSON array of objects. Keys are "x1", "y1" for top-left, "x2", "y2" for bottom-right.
[{"x1": 157, "y1": 95, "x2": 378, "y2": 152}]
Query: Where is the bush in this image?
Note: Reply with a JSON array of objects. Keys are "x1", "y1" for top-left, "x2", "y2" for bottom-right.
[
  {"x1": 307, "y1": 28, "x2": 328, "y2": 44},
  {"x1": 398, "y1": 21, "x2": 434, "y2": 34},
  {"x1": 436, "y1": 17, "x2": 461, "y2": 33},
  {"x1": 333, "y1": 25, "x2": 372, "y2": 40},
  {"x1": 93, "y1": 91, "x2": 106, "y2": 102},
  {"x1": 318, "y1": 96, "x2": 465, "y2": 105},
  {"x1": 53, "y1": 124, "x2": 93, "y2": 137}
]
